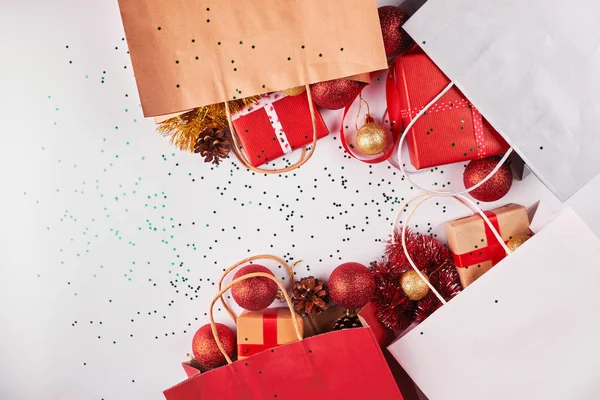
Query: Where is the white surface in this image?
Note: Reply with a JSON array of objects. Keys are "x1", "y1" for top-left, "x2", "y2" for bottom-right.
[
  {"x1": 404, "y1": 0, "x2": 600, "y2": 201},
  {"x1": 389, "y1": 208, "x2": 600, "y2": 400},
  {"x1": 0, "y1": 0, "x2": 599, "y2": 399}
]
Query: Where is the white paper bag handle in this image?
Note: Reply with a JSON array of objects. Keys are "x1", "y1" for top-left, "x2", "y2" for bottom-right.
[
  {"x1": 396, "y1": 82, "x2": 514, "y2": 197},
  {"x1": 391, "y1": 192, "x2": 512, "y2": 304}
]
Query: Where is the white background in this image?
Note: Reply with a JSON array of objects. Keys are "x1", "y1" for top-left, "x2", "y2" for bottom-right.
[{"x1": 1, "y1": 0, "x2": 599, "y2": 399}]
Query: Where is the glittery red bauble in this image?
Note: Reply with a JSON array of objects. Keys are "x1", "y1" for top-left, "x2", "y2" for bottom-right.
[
  {"x1": 309, "y1": 79, "x2": 362, "y2": 110},
  {"x1": 231, "y1": 265, "x2": 278, "y2": 311},
  {"x1": 329, "y1": 262, "x2": 375, "y2": 310},
  {"x1": 464, "y1": 156, "x2": 513, "y2": 202},
  {"x1": 192, "y1": 323, "x2": 236, "y2": 369},
  {"x1": 378, "y1": 6, "x2": 409, "y2": 58}
]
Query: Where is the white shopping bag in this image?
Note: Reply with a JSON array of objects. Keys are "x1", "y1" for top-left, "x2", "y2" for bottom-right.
[
  {"x1": 402, "y1": 0, "x2": 600, "y2": 201},
  {"x1": 388, "y1": 207, "x2": 600, "y2": 400}
]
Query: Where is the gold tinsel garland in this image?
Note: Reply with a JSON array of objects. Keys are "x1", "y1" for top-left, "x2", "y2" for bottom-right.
[{"x1": 157, "y1": 97, "x2": 260, "y2": 152}]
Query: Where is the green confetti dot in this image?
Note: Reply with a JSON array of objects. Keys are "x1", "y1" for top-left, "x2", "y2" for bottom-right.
[{"x1": 451, "y1": 142, "x2": 456, "y2": 147}]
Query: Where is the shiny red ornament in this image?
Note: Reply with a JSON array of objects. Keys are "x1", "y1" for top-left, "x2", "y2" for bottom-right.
[
  {"x1": 309, "y1": 78, "x2": 363, "y2": 110},
  {"x1": 232, "y1": 264, "x2": 278, "y2": 311},
  {"x1": 329, "y1": 262, "x2": 375, "y2": 310},
  {"x1": 192, "y1": 323, "x2": 236, "y2": 369},
  {"x1": 378, "y1": 6, "x2": 409, "y2": 58},
  {"x1": 463, "y1": 156, "x2": 513, "y2": 202}
]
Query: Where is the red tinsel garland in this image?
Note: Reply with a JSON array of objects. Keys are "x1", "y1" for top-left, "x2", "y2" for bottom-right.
[{"x1": 370, "y1": 228, "x2": 462, "y2": 330}]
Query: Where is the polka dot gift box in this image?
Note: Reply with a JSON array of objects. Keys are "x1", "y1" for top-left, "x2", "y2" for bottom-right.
[
  {"x1": 388, "y1": 46, "x2": 510, "y2": 170},
  {"x1": 230, "y1": 92, "x2": 329, "y2": 167}
]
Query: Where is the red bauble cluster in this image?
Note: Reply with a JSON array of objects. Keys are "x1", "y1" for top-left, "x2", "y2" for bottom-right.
[
  {"x1": 309, "y1": 78, "x2": 363, "y2": 110},
  {"x1": 464, "y1": 156, "x2": 513, "y2": 202},
  {"x1": 378, "y1": 6, "x2": 409, "y2": 58},
  {"x1": 232, "y1": 264, "x2": 278, "y2": 311},
  {"x1": 192, "y1": 323, "x2": 236, "y2": 369},
  {"x1": 329, "y1": 262, "x2": 375, "y2": 310}
]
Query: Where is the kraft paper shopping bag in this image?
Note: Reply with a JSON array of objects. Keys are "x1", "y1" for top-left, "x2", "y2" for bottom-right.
[{"x1": 118, "y1": 0, "x2": 388, "y2": 118}]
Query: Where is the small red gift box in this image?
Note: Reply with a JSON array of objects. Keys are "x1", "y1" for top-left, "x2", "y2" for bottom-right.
[
  {"x1": 231, "y1": 92, "x2": 329, "y2": 167},
  {"x1": 389, "y1": 47, "x2": 510, "y2": 169}
]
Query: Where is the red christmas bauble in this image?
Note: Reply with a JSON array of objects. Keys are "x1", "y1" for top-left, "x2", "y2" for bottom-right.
[
  {"x1": 309, "y1": 78, "x2": 362, "y2": 110},
  {"x1": 464, "y1": 156, "x2": 513, "y2": 202},
  {"x1": 232, "y1": 265, "x2": 278, "y2": 311},
  {"x1": 192, "y1": 323, "x2": 236, "y2": 369},
  {"x1": 378, "y1": 6, "x2": 409, "y2": 58},
  {"x1": 329, "y1": 262, "x2": 375, "y2": 310}
]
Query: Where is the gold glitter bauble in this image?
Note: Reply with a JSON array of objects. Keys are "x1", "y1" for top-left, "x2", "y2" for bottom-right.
[
  {"x1": 356, "y1": 122, "x2": 388, "y2": 155},
  {"x1": 282, "y1": 86, "x2": 306, "y2": 96},
  {"x1": 400, "y1": 270, "x2": 430, "y2": 301},
  {"x1": 507, "y1": 234, "x2": 531, "y2": 252}
]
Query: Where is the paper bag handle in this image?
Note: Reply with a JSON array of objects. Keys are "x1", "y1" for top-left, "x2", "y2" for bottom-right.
[
  {"x1": 225, "y1": 85, "x2": 318, "y2": 174},
  {"x1": 390, "y1": 192, "x2": 512, "y2": 304},
  {"x1": 217, "y1": 254, "x2": 295, "y2": 324},
  {"x1": 209, "y1": 272, "x2": 303, "y2": 364},
  {"x1": 387, "y1": 66, "x2": 514, "y2": 196}
]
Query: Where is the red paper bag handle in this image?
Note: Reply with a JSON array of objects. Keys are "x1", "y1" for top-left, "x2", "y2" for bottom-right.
[{"x1": 209, "y1": 272, "x2": 303, "y2": 364}]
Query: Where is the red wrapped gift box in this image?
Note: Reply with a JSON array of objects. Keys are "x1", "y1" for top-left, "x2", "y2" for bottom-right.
[
  {"x1": 389, "y1": 47, "x2": 509, "y2": 170},
  {"x1": 231, "y1": 92, "x2": 329, "y2": 167}
]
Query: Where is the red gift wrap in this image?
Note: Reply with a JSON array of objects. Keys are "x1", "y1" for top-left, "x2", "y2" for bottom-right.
[
  {"x1": 388, "y1": 47, "x2": 509, "y2": 169},
  {"x1": 232, "y1": 92, "x2": 329, "y2": 167}
]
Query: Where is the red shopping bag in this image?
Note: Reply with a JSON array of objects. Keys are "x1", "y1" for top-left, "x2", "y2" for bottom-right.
[{"x1": 164, "y1": 263, "x2": 404, "y2": 400}]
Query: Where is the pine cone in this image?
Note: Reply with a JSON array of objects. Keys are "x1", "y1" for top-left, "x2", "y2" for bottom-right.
[
  {"x1": 332, "y1": 313, "x2": 363, "y2": 331},
  {"x1": 291, "y1": 276, "x2": 329, "y2": 317},
  {"x1": 194, "y1": 127, "x2": 231, "y2": 165}
]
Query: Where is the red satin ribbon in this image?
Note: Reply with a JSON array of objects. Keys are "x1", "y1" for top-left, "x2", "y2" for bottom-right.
[
  {"x1": 452, "y1": 211, "x2": 508, "y2": 268},
  {"x1": 238, "y1": 308, "x2": 279, "y2": 357},
  {"x1": 339, "y1": 69, "x2": 400, "y2": 164}
]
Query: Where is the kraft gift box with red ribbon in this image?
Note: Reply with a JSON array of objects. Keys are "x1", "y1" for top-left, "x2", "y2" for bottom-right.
[
  {"x1": 231, "y1": 92, "x2": 329, "y2": 168},
  {"x1": 237, "y1": 307, "x2": 304, "y2": 360},
  {"x1": 388, "y1": 46, "x2": 510, "y2": 169},
  {"x1": 445, "y1": 204, "x2": 530, "y2": 288}
]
